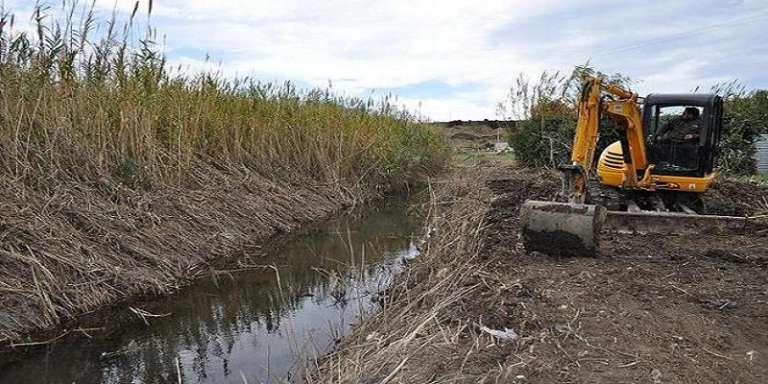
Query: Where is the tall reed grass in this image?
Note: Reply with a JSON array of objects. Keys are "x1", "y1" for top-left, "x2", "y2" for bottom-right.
[
  {"x1": 0, "y1": 1, "x2": 447, "y2": 191},
  {"x1": 0, "y1": 1, "x2": 447, "y2": 342}
]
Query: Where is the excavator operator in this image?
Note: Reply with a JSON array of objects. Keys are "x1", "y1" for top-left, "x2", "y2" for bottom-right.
[
  {"x1": 654, "y1": 107, "x2": 701, "y2": 169},
  {"x1": 656, "y1": 107, "x2": 701, "y2": 143}
]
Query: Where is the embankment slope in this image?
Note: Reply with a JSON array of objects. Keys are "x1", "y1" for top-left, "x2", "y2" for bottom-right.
[{"x1": 1, "y1": 171, "x2": 350, "y2": 341}]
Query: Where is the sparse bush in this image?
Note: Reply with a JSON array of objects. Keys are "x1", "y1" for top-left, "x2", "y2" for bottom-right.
[
  {"x1": 497, "y1": 66, "x2": 627, "y2": 167},
  {"x1": 712, "y1": 83, "x2": 768, "y2": 174}
]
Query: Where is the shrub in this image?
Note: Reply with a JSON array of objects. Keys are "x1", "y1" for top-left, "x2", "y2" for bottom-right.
[
  {"x1": 714, "y1": 84, "x2": 768, "y2": 174},
  {"x1": 498, "y1": 66, "x2": 628, "y2": 168}
]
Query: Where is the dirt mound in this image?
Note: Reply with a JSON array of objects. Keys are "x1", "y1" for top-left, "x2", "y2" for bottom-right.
[
  {"x1": 486, "y1": 168, "x2": 560, "y2": 198},
  {"x1": 432, "y1": 121, "x2": 509, "y2": 150},
  {"x1": 450, "y1": 132, "x2": 484, "y2": 141},
  {"x1": 704, "y1": 179, "x2": 768, "y2": 216},
  {"x1": 484, "y1": 168, "x2": 560, "y2": 252}
]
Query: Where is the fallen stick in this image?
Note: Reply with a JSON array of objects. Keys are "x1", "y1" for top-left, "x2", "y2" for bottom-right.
[
  {"x1": 176, "y1": 357, "x2": 183, "y2": 384},
  {"x1": 702, "y1": 347, "x2": 733, "y2": 360},
  {"x1": 10, "y1": 331, "x2": 70, "y2": 347},
  {"x1": 379, "y1": 356, "x2": 409, "y2": 384}
]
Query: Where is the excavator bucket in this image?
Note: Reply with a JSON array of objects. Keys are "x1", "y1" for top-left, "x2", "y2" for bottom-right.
[{"x1": 519, "y1": 200, "x2": 607, "y2": 257}]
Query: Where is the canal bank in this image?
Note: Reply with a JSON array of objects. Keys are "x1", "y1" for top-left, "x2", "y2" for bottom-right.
[
  {"x1": 0, "y1": 2, "x2": 449, "y2": 351},
  {"x1": 0, "y1": 174, "x2": 358, "y2": 344},
  {"x1": 1, "y1": 195, "x2": 426, "y2": 383}
]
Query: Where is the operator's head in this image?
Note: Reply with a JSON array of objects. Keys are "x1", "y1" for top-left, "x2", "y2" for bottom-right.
[{"x1": 682, "y1": 107, "x2": 700, "y2": 121}]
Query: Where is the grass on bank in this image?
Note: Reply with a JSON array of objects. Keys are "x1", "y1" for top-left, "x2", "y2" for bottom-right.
[
  {"x1": 0, "y1": 2, "x2": 448, "y2": 193},
  {"x1": 726, "y1": 174, "x2": 768, "y2": 187}
]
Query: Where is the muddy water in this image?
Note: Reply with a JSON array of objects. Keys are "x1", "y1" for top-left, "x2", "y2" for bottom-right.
[{"x1": 2, "y1": 198, "x2": 423, "y2": 384}]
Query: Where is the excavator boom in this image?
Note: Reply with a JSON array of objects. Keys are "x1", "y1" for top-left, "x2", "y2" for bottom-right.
[{"x1": 521, "y1": 77, "x2": 642, "y2": 256}]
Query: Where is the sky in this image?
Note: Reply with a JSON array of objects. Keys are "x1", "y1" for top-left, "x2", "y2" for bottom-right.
[{"x1": 6, "y1": 0, "x2": 768, "y2": 121}]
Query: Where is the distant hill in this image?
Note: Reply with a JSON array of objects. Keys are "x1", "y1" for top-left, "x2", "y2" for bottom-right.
[{"x1": 429, "y1": 120, "x2": 518, "y2": 150}]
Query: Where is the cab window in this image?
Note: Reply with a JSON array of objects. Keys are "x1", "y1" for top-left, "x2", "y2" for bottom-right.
[{"x1": 647, "y1": 105, "x2": 704, "y2": 174}]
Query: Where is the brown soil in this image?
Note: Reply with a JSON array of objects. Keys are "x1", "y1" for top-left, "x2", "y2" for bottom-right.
[
  {"x1": 704, "y1": 178, "x2": 768, "y2": 216},
  {"x1": 313, "y1": 163, "x2": 768, "y2": 384},
  {"x1": 482, "y1": 170, "x2": 768, "y2": 383},
  {"x1": 0, "y1": 169, "x2": 357, "y2": 343}
]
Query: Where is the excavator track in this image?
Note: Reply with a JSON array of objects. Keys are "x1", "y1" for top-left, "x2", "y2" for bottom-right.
[
  {"x1": 586, "y1": 179, "x2": 623, "y2": 211},
  {"x1": 602, "y1": 210, "x2": 758, "y2": 235},
  {"x1": 583, "y1": 182, "x2": 757, "y2": 236}
]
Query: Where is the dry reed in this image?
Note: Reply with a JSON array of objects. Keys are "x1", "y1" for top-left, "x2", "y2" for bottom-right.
[
  {"x1": 0, "y1": 2, "x2": 448, "y2": 341},
  {"x1": 308, "y1": 164, "x2": 497, "y2": 383}
]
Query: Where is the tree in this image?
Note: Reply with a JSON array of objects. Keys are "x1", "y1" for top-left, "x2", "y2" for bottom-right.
[
  {"x1": 498, "y1": 65, "x2": 631, "y2": 167},
  {"x1": 711, "y1": 82, "x2": 768, "y2": 174}
]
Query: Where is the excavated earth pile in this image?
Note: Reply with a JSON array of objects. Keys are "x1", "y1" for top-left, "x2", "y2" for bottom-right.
[{"x1": 313, "y1": 164, "x2": 768, "y2": 384}]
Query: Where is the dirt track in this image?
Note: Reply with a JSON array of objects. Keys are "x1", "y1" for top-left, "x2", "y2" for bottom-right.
[{"x1": 313, "y1": 163, "x2": 768, "y2": 383}]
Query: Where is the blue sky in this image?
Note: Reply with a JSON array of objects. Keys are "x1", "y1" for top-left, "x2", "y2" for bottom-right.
[{"x1": 7, "y1": 0, "x2": 767, "y2": 120}]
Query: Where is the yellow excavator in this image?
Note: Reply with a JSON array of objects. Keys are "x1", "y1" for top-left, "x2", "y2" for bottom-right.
[{"x1": 520, "y1": 76, "x2": 752, "y2": 257}]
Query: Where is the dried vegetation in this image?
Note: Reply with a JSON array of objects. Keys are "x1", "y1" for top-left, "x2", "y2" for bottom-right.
[{"x1": 0, "y1": 2, "x2": 447, "y2": 341}]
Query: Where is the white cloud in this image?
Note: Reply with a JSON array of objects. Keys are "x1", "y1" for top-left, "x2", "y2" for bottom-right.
[
  {"x1": 398, "y1": 95, "x2": 500, "y2": 122},
  {"x1": 8, "y1": 0, "x2": 765, "y2": 120}
]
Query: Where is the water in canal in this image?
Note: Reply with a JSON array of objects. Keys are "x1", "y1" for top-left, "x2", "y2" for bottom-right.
[{"x1": 1, "y1": 198, "x2": 424, "y2": 384}]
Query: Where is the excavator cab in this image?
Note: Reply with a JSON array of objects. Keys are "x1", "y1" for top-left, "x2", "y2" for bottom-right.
[
  {"x1": 643, "y1": 94, "x2": 723, "y2": 178},
  {"x1": 596, "y1": 93, "x2": 723, "y2": 193}
]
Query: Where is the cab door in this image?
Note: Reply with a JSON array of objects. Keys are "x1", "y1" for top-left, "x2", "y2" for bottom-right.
[
  {"x1": 701, "y1": 97, "x2": 723, "y2": 174},
  {"x1": 644, "y1": 104, "x2": 710, "y2": 177}
]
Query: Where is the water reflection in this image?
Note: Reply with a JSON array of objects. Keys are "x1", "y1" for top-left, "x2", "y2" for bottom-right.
[{"x1": 2, "y1": 198, "x2": 422, "y2": 384}]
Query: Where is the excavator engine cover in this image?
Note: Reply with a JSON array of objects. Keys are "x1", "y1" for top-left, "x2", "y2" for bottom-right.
[{"x1": 520, "y1": 200, "x2": 607, "y2": 257}]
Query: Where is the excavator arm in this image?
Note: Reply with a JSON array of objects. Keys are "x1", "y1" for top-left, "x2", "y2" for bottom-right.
[
  {"x1": 519, "y1": 76, "x2": 652, "y2": 257},
  {"x1": 560, "y1": 76, "x2": 649, "y2": 204}
]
